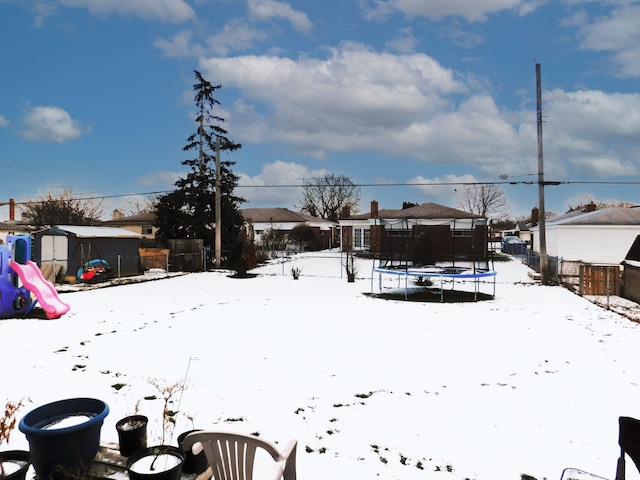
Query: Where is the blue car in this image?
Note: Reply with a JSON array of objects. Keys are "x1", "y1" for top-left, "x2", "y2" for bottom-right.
[{"x1": 501, "y1": 236, "x2": 526, "y2": 254}]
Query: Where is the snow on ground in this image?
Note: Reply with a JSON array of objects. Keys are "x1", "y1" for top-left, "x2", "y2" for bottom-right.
[{"x1": 2, "y1": 251, "x2": 640, "y2": 480}]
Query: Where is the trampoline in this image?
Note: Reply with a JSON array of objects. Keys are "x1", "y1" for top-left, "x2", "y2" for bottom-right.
[
  {"x1": 371, "y1": 265, "x2": 497, "y2": 301},
  {"x1": 365, "y1": 213, "x2": 497, "y2": 301}
]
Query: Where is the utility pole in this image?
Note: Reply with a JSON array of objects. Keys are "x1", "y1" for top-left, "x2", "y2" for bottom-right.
[
  {"x1": 215, "y1": 135, "x2": 222, "y2": 269},
  {"x1": 536, "y1": 63, "x2": 549, "y2": 284}
]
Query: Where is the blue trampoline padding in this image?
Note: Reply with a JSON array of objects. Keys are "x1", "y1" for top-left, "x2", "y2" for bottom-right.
[{"x1": 373, "y1": 268, "x2": 497, "y2": 279}]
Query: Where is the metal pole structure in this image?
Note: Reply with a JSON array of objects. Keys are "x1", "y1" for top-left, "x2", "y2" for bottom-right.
[
  {"x1": 215, "y1": 135, "x2": 222, "y2": 269},
  {"x1": 536, "y1": 63, "x2": 549, "y2": 284}
]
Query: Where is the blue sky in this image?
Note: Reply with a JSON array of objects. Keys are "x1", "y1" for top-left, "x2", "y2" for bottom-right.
[{"x1": 2, "y1": 0, "x2": 640, "y2": 221}]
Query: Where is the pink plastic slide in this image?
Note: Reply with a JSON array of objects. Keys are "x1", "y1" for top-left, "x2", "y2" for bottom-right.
[{"x1": 10, "y1": 261, "x2": 71, "y2": 319}]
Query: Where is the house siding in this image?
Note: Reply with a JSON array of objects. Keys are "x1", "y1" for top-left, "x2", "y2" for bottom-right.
[
  {"x1": 535, "y1": 225, "x2": 640, "y2": 264},
  {"x1": 623, "y1": 265, "x2": 640, "y2": 303}
]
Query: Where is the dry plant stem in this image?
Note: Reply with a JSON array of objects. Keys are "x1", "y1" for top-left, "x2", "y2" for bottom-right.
[
  {"x1": 0, "y1": 398, "x2": 29, "y2": 477},
  {"x1": 146, "y1": 358, "x2": 197, "y2": 471}
]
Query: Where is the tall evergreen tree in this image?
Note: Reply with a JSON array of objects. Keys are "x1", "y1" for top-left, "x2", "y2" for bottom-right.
[{"x1": 154, "y1": 70, "x2": 246, "y2": 255}]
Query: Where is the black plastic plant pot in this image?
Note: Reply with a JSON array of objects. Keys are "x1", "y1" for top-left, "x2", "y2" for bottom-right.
[
  {"x1": 126, "y1": 446, "x2": 185, "y2": 480},
  {"x1": 0, "y1": 450, "x2": 31, "y2": 480},
  {"x1": 18, "y1": 397, "x2": 109, "y2": 480},
  {"x1": 116, "y1": 415, "x2": 148, "y2": 457},
  {"x1": 177, "y1": 430, "x2": 208, "y2": 474}
]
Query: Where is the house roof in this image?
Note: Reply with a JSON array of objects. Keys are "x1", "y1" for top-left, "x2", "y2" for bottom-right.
[
  {"x1": 545, "y1": 207, "x2": 640, "y2": 226},
  {"x1": 624, "y1": 235, "x2": 640, "y2": 262},
  {"x1": 43, "y1": 225, "x2": 143, "y2": 238},
  {"x1": 0, "y1": 220, "x2": 34, "y2": 232},
  {"x1": 343, "y1": 202, "x2": 481, "y2": 220},
  {"x1": 102, "y1": 212, "x2": 155, "y2": 225},
  {"x1": 242, "y1": 207, "x2": 335, "y2": 224}
]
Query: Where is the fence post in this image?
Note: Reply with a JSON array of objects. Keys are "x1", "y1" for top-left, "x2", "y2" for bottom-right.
[
  {"x1": 606, "y1": 267, "x2": 611, "y2": 309},
  {"x1": 579, "y1": 263, "x2": 583, "y2": 296}
]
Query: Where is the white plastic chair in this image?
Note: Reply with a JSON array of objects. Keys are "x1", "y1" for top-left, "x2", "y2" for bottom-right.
[
  {"x1": 181, "y1": 431, "x2": 297, "y2": 480},
  {"x1": 560, "y1": 416, "x2": 640, "y2": 480}
]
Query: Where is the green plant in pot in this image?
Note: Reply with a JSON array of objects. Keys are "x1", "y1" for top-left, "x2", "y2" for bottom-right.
[
  {"x1": 0, "y1": 399, "x2": 31, "y2": 480},
  {"x1": 125, "y1": 379, "x2": 185, "y2": 480}
]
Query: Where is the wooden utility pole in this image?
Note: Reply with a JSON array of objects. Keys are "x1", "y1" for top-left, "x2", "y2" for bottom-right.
[
  {"x1": 215, "y1": 135, "x2": 222, "y2": 268},
  {"x1": 536, "y1": 63, "x2": 549, "y2": 284}
]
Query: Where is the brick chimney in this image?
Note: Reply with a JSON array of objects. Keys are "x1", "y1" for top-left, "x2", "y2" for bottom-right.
[
  {"x1": 9, "y1": 198, "x2": 15, "y2": 221},
  {"x1": 371, "y1": 200, "x2": 379, "y2": 217},
  {"x1": 585, "y1": 201, "x2": 596, "y2": 212},
  {"x1": 531, "y1": 206, "x2": 538, "y2": 227},
  {"x1": 341, "y1": 206, "x2": 351, "y2": 218}
]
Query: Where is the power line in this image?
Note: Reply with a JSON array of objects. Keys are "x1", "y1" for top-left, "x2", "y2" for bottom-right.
[{"x1": 5, "y1": 179, "x2": 640, "y2": 206}]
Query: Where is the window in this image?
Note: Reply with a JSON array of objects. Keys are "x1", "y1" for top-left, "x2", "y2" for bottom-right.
[
  {"x1": 452, "y1": 229, "x2": 473, "y2": 238},
  {"x1": 353, "y1": 228, "x2": 370, "y2": 248},
  {"x1": 387, "y1": 229, "x2": 411, "y2": 236},
  {"x1": 142, "y1": 226, "x2": 153, "y2": 235}
]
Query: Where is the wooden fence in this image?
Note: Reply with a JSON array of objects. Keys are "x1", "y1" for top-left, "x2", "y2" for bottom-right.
[{"x1": 578, "y1": 264, "x2": 622, "y2": 296}]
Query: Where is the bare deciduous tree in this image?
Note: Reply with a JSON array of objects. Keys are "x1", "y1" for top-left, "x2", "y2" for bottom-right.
[
  {"x1": 457, "y1": 184, "x2": 509, "y2": 219},
  {"x1": 22, "y1": 189, "x2": 105, "y2": 228},
  {"x1": 299, "y1": 173, "x2": 360, "y2": 222},
  {"x1": 565, "y1": 194, "x2": 635, "y2": 213},
  {"x1": 123, "y1": 196, "x2": 158, "y2": 215}
]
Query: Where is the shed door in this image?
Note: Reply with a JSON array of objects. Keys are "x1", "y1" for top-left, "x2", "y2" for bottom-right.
[{"x1": 41, "y1": 235, "x2": 69, "y2": 276}]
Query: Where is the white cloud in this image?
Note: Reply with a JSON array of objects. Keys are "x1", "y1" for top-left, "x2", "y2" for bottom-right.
[
  {"x1": 576, "y1": 4, "x2": 640, "y2": 77},
  {"x1": 196, "y1": 41, "x2": 640, "y2": 189},
  {"x1": 437, "y1": 19, "x2": 485, "y2": 48},
  {"x1": 407, "y1": 173, "x2": 477, "y2": 204},
  {"x1": 385, "y1": 27, "x2": 419, "y2": 53},
  {"x1": 568, "y1": 155, "x2": 637, "y2": 177},
  {"x1": 0, "y1": 115, "x2": 9, "y2": 127},
  {"x1": 32, "y1": 2, "x2": 58, "y2": 27},
  {"x1": 19, "y1": 106, "x2": 87, "y2": 143},
  {"x1": 199, "y1": 46, "x2": 510, "y2": 168},
  {"x1": 154, "y1": 21, "x2": 271, "y2": 58},
  {"x1": 199, "y1": 43, "x2": 467, "y2": 146},
  {"x1": 135, "y1": 170, "x2": 183, "y2": 188},
  {"x1": 238, "y1": 160, "x2": 327, "y2": 207},
  {"x1": 365, "y1": 0, "x2": 525, "y2": 22},
  {"x1": 154, "y1": 31, "x2": 204, "y2": 58},
  {"x1": 205, "y1": 20, "x2": 270, "y2": 56},
  {"x1": 247, "y1": 0, "x2": 313, "y2": 33},
  {"x1": 545, "y1": 89, "x2": 640, "y2": 142},
  {"x1": 58, "y1": 0, "x2": 195, "y2": 23}
]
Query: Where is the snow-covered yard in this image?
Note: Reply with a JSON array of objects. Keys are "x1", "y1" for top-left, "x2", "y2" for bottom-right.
[{"x1": 2, "y1": 251, "x2": 640, "y2": 480}]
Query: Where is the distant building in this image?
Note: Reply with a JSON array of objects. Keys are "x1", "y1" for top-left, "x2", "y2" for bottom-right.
[
  {"x1": 339, "y1": 200, "x2": 489, "y2": 266},
  {"x1": 102, "y1": 210, "x2": 157, "y2": 240},
  {"x1": 242, "y1": 207, "x2": 336, "y2": 251},
  {"x1": 531, "y1": 206, "x2": 640, "y2": 265},
  {"x1": 32, "y1": 225, "x2": 143, "y2": 283}
]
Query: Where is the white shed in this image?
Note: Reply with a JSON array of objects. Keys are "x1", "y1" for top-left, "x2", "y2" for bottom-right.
[{"x1": 531, "y1": 207, "x2": 640, "y2": 265}]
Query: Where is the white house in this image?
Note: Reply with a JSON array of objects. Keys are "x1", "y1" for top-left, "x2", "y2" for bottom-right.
[
  {"x1": 531, "y1": 207, "x2": 640, "y2": 265},
  {"x1": 241, "y1": 207, "x2": 336, "y2": 250}
]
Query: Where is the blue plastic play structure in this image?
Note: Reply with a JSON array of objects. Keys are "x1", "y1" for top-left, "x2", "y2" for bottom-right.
[
  {"x1": 0, "y1": 234, "x2": 70, "y2": 319},
  {"x1": 0, "y1": 234, "x2": 36, "y2": 317}
]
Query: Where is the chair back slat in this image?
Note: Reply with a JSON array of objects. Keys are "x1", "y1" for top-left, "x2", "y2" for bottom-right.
[{"x1": 182, "y1": 430, "x2": 296, "y2": 480}]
